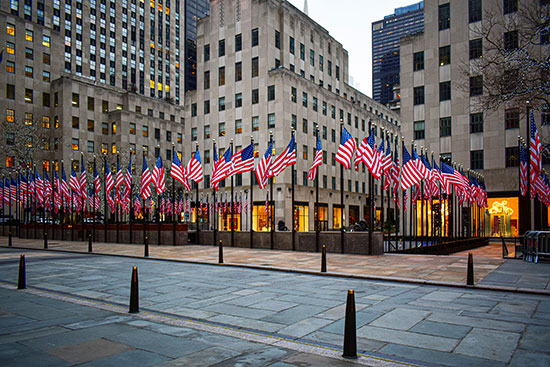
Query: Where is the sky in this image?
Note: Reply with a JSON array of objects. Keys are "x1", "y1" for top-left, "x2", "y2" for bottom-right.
[{"x1": 286, "y1": 0, "x2": 421, "y2": 97}]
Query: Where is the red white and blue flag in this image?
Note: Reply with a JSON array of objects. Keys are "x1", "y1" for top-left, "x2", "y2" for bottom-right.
[
  {"x1": 185, "y1": 149, "x2": 204, "y2": 183},
  {"x1": 356, "y1": 130, "x2": 378, "y2": 176},
  {"x1": 152, "y1": 156, "x2": 166, "y2": 194},
  {"x1": 271, "y1": 136, "x2": 297, "y2": 177},
  {"x1": 80, "y1": 155, "x2": 87, "y2": 200},
  {"x1": 520, "y1": 143, "x2": 528, "y2": 197},
  {"x1": 140, "y1": 155, "x2": 152, "y2": 200},
  {"x1": 308, "y1": 137, "x2": 323, "y2": 181},
  {"x1": 230, "y1": 144, "x2": 255, "y2": 176},
  {"x1": 212, "y1": 147, "x2": 232, "y2": 188},
  {"x1": 335, "y1": 127, "x2": 356, "y2": 170},
  {"x1": 115, "y1": 156, "x2": 123, "y2": 203},
  {"x1": 400, "y1": 145, "x2": 423, "y2": 190},
  {"x1": 256, "y1": 141, "x2": 273, "y2": 189},
  {"x1": 440, "y1": 161, "x2": 468, "y2": 193},
  {"x1": 105, "y1": 161, "x2": 114, "y2": 194},
  {"x1": 170, "y1": 150, "x2": 188, "y2": 190}
]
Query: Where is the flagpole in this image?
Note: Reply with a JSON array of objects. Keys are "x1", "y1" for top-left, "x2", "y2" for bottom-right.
[
  {"x1": 129, "y1": 152, "x2": 133, "y2": 244},
  {"x1": 420, "y1": 148, "x2": 425, "y2": 241},
  {"x1": 34, "y1": 166, "x2": 38, "y2": 239},
  {"x1": 172, "y1": 144, "x2": 176, "y2": 246},
  {"x1": 526, "y1": 101, "x2": 532, "y2": 231},
  {"x1": 102, "y1": 154, "x2": 107, "y2": 243},
  {"x1": 274, "y1": 131, "x2": 278, "y2": 251},
  {"x1": 380, "y1": 127, "x2": 386, "y2": 238},
  {"x1": 249, "y1": 136, "x2": 254, "y2": 248},
  {"x1": 230, "y1": 139, "x2": 234, "y2": 247},
  {"x1": 315, "y1": 123, "x2": 320, "y2": 252},
  {"x1": 142, "y1": 151, "x2": 147, "y2": 246},
  {"x1": 368, "y1": 125, "x2": 374, "y2": 255},
  {"x1": 116, "y1": 153, "x2": 120, "y2": 243},
  {"x1": 340, "y1": 122, "x2": 345, "y2": 254},
  {"x1": 212, "y1": 140, "x2": 218, "y2": 247},
  {"x1": 194, "y1": 142, "x2": 200, "y2": 245},
  {"x1": 1, "y1": 175, "x2": 4, "y2": 236}
]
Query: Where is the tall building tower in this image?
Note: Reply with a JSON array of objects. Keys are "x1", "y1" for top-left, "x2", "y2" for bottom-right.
[
  {"x1": 399, "y1": 0, "x2": 549, "y2": 235},
  {"x1": 372, "y1": 1, "x2": 423, "y2": 106}
]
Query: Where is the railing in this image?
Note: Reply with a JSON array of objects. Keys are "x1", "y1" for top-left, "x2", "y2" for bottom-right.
[
  {"x1": 384, "y1": 234, "x2": 489, "y2": 255},
  {"x1": 522, "y1": 231, "x2": 550, "y2": 263}
]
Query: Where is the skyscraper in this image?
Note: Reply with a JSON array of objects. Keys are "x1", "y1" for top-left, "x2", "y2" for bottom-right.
[{"x1": 372, "y1": 1, "x2": 423, "y2": 106}]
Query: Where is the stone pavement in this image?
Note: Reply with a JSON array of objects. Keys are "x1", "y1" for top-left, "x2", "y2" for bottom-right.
[{"x1": 1, "y1": 247, "x2": 550, "y2": 366}]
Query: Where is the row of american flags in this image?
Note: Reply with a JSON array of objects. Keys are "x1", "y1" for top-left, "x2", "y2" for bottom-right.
[{"x1": 519, "y1": 110, "x2": 550, "y2": 207}]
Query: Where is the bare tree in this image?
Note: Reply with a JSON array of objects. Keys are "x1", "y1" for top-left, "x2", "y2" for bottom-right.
[{"x1": 465, "y1": 1, "x2": 549, "y2": 112}]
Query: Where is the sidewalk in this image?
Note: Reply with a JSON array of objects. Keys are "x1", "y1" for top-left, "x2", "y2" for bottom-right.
[{"x1": 2, "y1": 235, "x2": 548, "y2": 292}]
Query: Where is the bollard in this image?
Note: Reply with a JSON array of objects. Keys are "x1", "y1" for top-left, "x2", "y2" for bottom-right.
[
  {"x1": 342, "y1": 289, "x2": 357, "y2": 359},
  {"x1": 43, "y1": 232, "x2": 48, "y2": 249},
  {"x1": 219, "y1": 240, "x2": 224, "y2": 264},
  {"x1": 17, "y1": 254, "x2": 26, "y2": 289},
  {"x1": 144, "y1": 236, "x2": 149, "y2": 257},
  {"x1": 129, "y1": 266, "x2": 139, "y2": 313},
  {"x1": 8, "y1": 231, "x2": 12, "y2": 247},
  {"x1": 88, "y1": 233, "x2": 93, "y2": 253},
  {"x1": 466, "y1": 252, "x2": 474, "y2": 286},
  {"x1": 321, "y1": 245, "x2": 327, "y2": 272}
]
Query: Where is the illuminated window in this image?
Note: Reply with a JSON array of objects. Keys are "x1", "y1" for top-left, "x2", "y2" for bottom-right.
[
  {"x1": 116, "y1": 104, "x2": 123, "y2": 110},
  {"x1": 333, "y1": 206, "x2": 345, "y2": 229},
  {"x1": 25, "y1": 65, "x2": 33, "y2": 78},
  {"x1": 7, "y1": 42, "x2": 15, "y2": 55},
  {"x1": 72, "y1": 93, "x2": 79, "y2": 107},
  {"x1": 25, "y1": 29, "x2": 33, "y2": 41},
  {"x1": 42, "y1": 116, "x2": 50, "y2": 128},
  {"x1": 143, "y1": 125, "x2": 148, "y2": 137},
  {"x1": 6, "y1": 109, "x2": 15, "y2": 123},
  {"x1": 177, "y1": 133, "x2": 182, "y2": 144},
  {"x1": 6, "y1": 23, "x2": 15, "y2": 36},
  {"x1": 6, "y1": 156, "x2": 14, "y2": 167},
  {"x1": 6, "y1": 60, "x2": 15, "y2": 73},
  {"x1": 42, "y1": 35, "x2": 50, "y2": 47},
  {"x1": 252, "y1": 116, "x2": 259, "y2": 131},
  {"x1": 111, "y1": 143, "x2": 117, "y2": 154},
  {"x1": 111, "y1": 122, "x2": 117, "y2": 135},
  {"x1": 24, "y1": 112, "x2": 33, "y2": 125},
  {"x1": 72, "y1": 139, "x2": 79, "y2": 151},
  {"x1": 101, "y1": 143, "x2": 108, "y2": 155},
  {"x1": 235, "y1": 119, "x2": 242, "y2": 134},
  {"x1": 42, "y1": 70, "x2": 50, "y2": 82},
  {"x1": 129, "y1": 123, "x2": 136, "y2": 135}
]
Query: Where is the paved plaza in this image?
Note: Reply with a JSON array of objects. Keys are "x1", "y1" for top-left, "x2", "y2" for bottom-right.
[{"x1": 0, "y1": 237, "x2": 550, "y2": 366}]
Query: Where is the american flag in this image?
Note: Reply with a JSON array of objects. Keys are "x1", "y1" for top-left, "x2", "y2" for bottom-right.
[
  {"x1": 134, "y1": 195, "x2": 142, "y2": 218},
  {"x1": 69, "y1": 166, "x2": 81, "y2": 197},
  {"x1": 271, "y1": 136, "x2": 297, "y2": 177},
  {"x1": 10, "y1": 178, "x2": 17, "y2": 203},
  {"x1": 335, "y1": 127, "x2": 356, "y2": 170},
  {"x1": 357, "y1": 130, "x2": 378, "y2": 176},
  {"x1": 93, "y1": 161, "x2": 101, "y2": 197},
  {"x1": 54, "y1": 172, "x2": 62, "y2": 210},
  {"x1": 382, "y1": 141, "x2": 393, "y2": 177},
  {"x1": 520, "y1": 143, "x2": 528, "y2": 197},
  {"x1": 412, "y1": 150, "x2": 429, "y2": 180},
  {"x1": 391, "y1": 151, "x2": 400, "y2": 197},
  {"x1": 243, "y1": 192, "x2": 248, "y2": 213},
  {"x1": 530, "y1": 110, "x2": 542, "y2": 181},
  {"x1": 373, "y1": 135, "x2": 385, "y2": 179},
  {"x1": 123, "y1": 154, "x2": 132, "y2": 205},
  {"x1": 440, "y1": 161, "x2": 468, "y2": 192},
  {"x1": 80, "y1": 155, "x2": 87, "y2": 200},
  {"x1": 115, "y1": 156, "x2": 123, "y2": 203},
  {"x1": 212, "y1": 147, "x2": 232, "y2": 188},
  {"x1": 400, "y1": 145, "x2": 423, "y2": 191},
  {"x1": 308, "y1": 137, "x2": 323, "y2": 181},
  {"x1": 61, "y1": 168, "x2": 71, "y2": 200},
  {"x1": 140, "y1": 155, "x2": 152, "y2": 200},
  {"x1": 265, "y1": 192, "x2": 270, "y2": 217},
  {"x1": 35, "y1": 170, "x2": 44, "y2": 206},
  {"x1": 152, "y1": 156, "x2": 166, "y2": 194},
  {"x1": 91, "y1": 188, "x2": 100, "y2": 210},
  {"x1": 4, "y1": 179, "x2": 10, "y2": 204},
  {"x1": 170, "y1": 150, "x2": 188, "y2": 189},
  {"x1": 0, "y1": 181, "x2": 3, "y2": 205},
  {"x1": 229, "y1": 144, "x2": 255, "y2": 176},
  {"x1": 421, "y1": 155, "x2": 437, "y2": 199},
  {"x1": 431, "y1": 159, "x2": 445, "y2": 194},
  {"x1": 185, "y1": 149, "x2": 204, "y2": 183},
  {"x1": 256, "y1": 141, "x2": 273, "y2": 189},
  {"x1": 105, "y1": 161, "x2": 115, "y2": 193}
]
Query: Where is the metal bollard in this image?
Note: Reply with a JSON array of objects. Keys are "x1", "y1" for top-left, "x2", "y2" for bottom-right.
[
  {"x1": 88, "y1": 233, "x2": 93, "y2": 253},
  {"x1": 321, "y1": 245, "x2": 327, "y2": 272},
  {"x1": 466, "y1": 253, "x2": 474, "y2": 286},
  {"x1": 342, "y1": 289, "x2": 357, "y2": 359},
  {"x1": 17, "y1": 254, "x2": 26, "y2": 289},
  {"x1": 144, "y1": 236, "x2": 149, "y2": 257},
  {"x1": 43, "y1": 232, "x2": 48, "y2": 249},
  {"x1": 8, "y1": 231, "x2": 12, "y2": 247},
  {"x1": 129, "y1": 266, "x2": 139, "y2": 313}
]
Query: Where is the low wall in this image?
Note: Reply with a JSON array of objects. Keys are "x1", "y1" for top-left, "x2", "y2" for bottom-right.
[
  {"x1": 18, "y1": 223, "x2": 188, "y2": 246},
  {"x1": 196, "y1": 230, "x2": 383, "y2": 255}
]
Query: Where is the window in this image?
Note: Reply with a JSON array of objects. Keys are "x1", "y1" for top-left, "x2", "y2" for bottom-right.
[
  {"x1": 268, "y1": 85, "x2": 275, "y2": 101},
  {"x1": 43, "y1": 53, "x2": 50, "y2": 64},
  {"x1": 177, "y1": 133, "x2": 182, "y2": 144},
  {"x1": 6, "y1": 60, "x2": 15, "y2": 73},
  {"x1": 219, "y1": 122, "x2": 226, "y2": 136},
  {"x1": 505, "y1": 147, "x2": 519, "y2": 167},
  {"x1": 42, "y1": 70, "x2": 50, "y2": 82},
  {"x1": 112, "y1": 122, "x2": 117, "y2": 135},
  {"x1": 218, "y1": 66, "x2": 225, "y2": 85},
  {"x1": 265, "y1": 113, "x2": 275, "y2": 129},
  {"x1": 72, "y1": 138, "x2": 79, "y2": 151},
  {"x1": 439, "y1": 3, "x2": 450, "y2": 30},
  {"x1": 235, "y1": 93, "x2": 242, "y2": 108},
  {"x1": 235, "y1": 119, "x2": 242, "y2": 134},
  {"x1": 504, "y1": 0, "x2": 518, "y2": 14},
  {"x1": 235, "y1": 33, "x2": 242, "y2": 52},
  {"x1": 504, "y1": 31, "x2": 518, "y2": 50},
  {"x1": 87, "y1": 96, "x2": 94, "y2": 111},
  {"x1": 469, "y1": 0, "x2": 482, "y2": 22},
  {"x1": 252, "y1": 28, "x2": 259, "y2": 46},
  {"x1": 310, "y1": 49, "x2": 315, "y2": 66},
  {"x1": 72, "y1": 93, "x2": 80, "y2": 107},
  {"x1": 191, "y1": 103, "x2": 197, "y2": 117},
  {"x1": 204, "y1": 44, "x2": 210, "y2": 61},
  {"x1": 24, "y1": 112, "x2": 33, "y2": 125},
  {"x1": 102, "y1": 123, "x2": 109, "y2": 135},
  {"x1": 204, "y1": 71, "x2": 210, "y2": 89},
  {"x1": 313, "y1": 97, "x2": 318, "y2": 111},
  {"x1": 6, "y1": 109, "x2": 15, "y2": 123},
  {"x1": 127, "y1": 122, "x2": 136, "y2": 135},
  {"x1": 218, "y1": 97, "x2": 226, "y2": 111},
  {"x1": 323, "y1": 126, "x2": 327, "y2": 140},
  {"x1": 87, "y1": 141, "x2": 95, "y2": 153},
  {"x1": 235, "y1": 62, "x2": 242, "y2": 81},
  {"x1": 471, "y1": 150, "x2": 484, "y2": 170},
  {"x1": 25, "y1": 88, "x2": 33, "y2": 103},
  {"x1": 470, "y1": 76, "x2": 483, "y2": 96},
  {"x1": 191, "y1": 127, "x2": 197, "y2": 141},
  {"x1": 413, "y1": 86, "x2": 425, "y2": 105},
  {"x1": 25, "y1": 65, "x2": 34, "y2": 78},
  {"x1": 414, "y1": 121, "x2": 425, "y2": 140},
  {"x1": 7, "y1": 23, "x2": 15, "y2": 36},
  {"x1": 25, "y1": 47, "x2": 33, "y2": 59},
  {"x1": 291, "y1": 87, "x2": 297, "y2": 103},
  {"x1": 42, "y1": 116, "x2": 50, "y2": 128},
  {"x1": 289, "y1": 36, "x2": 295, "y2": 54},
  {"x1": 505, "y1": 108, "x2": 520, "y2": 129},
  {"x1": 252, "y1": 116, "x2": 259, "y2": 131},
  {"x1": 322, "y1": 102, "x2": 327, "y2": 116},
  {"x1": 439, "y1": 46, "x2": 451, "y2": 66},
  {"x1": 413, "y1": 52, "x2": 424, "y2": 71},
  {"x1": 6, "y1": 156, "x2": 14, "y2": 167},
  {"x1": 440, "y1": 81, "x2": 451, "y2": 101},
  {"x1": 542, "y1": 30, "x2": 550, "y2": 45},
  {"x1": 275, "y1": 30, "x2": 280, "y2": 49},
  {"x1": 252, "y1": 57, "x2": 259, "y2": 77},
  {"x1": 204, "y1": 100, "x2": 210, "y2": 114},
  {"x1": 469, "y1": 39, "x2": 482, "y2": 59},
  {"x1": 5, "y1": 43, "x2": 18, "y2": 61},
  {"x1": 102, "y1": 100, "x2": 109, "y2": 113},
  {"x1": 470, "y1": 113, "x2": 484, "y2": 133},
  {"x1": 440, "y1": 117, "x2": 452, "y2": 137},
  {"x1": 204, "y1": 125, "x2": 211, "y2": 139},
  {"x1": 24, "y1": 29, "x2": 32, "y2": 41},
  {"x1": 252, "y1": 89, "x2": 259, "y2": 104},
  {"x1": 142, "y1": 125, "x2": 149, "y2": 137},
  {"x1": 303, "y1": 118, "x2": 308, "y2": 134},
  {"x1": 42, "y1": 35, "x2": 51, "y2": 47},
  {"x1": 302, "y1": 145, "x2": 308, "y2": 160},
  {"x1": 302, "y1": 92, "x2": 308, "y2": 107},
  {"x1": 218, "y1": 39, "x2": 225, "y2": 57}
]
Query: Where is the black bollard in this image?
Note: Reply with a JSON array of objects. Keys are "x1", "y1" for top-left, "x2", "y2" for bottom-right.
[
  {"x1": 129, "y1": 266, "x2": 139, "y2": 313},
  {"x1": 144, "y1": 236, "x2": 149, "y2": 257},
  {"x1": 342, "y1": 289, "x2": 357, "y2": 359},
  {"x1": 17, "y1": 254, "x2": 26, "y2": 289},
  {"x1": 467, "y1": 252, "x2": 474, "y2": 286},
  {"x1": 321, "y1": 245, "x2": 327, "y2": 272},
  {"x1": 43, "y1": 232, "x2": 48, "y2": 249},
  {"x1": 88, "y1": 233, "x2": 93, "y2": 253},
  {"x1": 8, "y1": 231, "x2": 12, "y2": 247},
  {"x1": 219, "y1": 240, "x2": 223, "y2": 264}
]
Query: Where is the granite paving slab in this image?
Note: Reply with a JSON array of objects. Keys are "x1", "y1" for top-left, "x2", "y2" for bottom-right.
[
  {"x1": 454, "y1": 328, "x2": 520, "y2": 363},
  {"x1": 47, "y1": 338, "x2": 132, "y2": 364}
]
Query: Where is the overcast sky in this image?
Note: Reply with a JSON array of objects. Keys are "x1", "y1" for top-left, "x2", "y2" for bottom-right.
[{"x1": 286, "y1": 0, "x2": 421, "y2": 97}]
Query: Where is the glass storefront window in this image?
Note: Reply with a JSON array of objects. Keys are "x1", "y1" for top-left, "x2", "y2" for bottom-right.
[
  {"x1": 315, "y1": 204, "x2": 328, "y2": 231},
  {"x1": 333, "y1": 206, "x2": 344, "y2": 229},
  {"x1": 253, "y1": 203, "x2": 272, "y2": 231},
  {"x1": 294, "y1": 204, "x2": 309, "y2": 231},
  {"x1": 484, "y1": 197, "x2": 518, "y2": 237}
]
